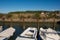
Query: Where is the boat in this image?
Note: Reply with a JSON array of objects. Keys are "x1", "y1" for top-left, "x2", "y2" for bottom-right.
[
  {"x1": 40, "y1": 28, "x2": 60, "y2": 40},
  {"x1": 0, "y1": 26, "x2": 2, "y2": 32},
  {"x1": 0, "y1": 27, "x2": 15, "y2": 40},
  {"x1": 16, "y1": 27, "x2": 37, "y2": 40}
]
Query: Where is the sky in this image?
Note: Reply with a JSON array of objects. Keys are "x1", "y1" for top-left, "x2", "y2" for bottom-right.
[{"x1": 0, "y1": 0, "x2": 60, "y2": 13}]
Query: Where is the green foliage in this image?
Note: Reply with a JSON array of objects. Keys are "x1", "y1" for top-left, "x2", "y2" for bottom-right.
[
  {"x1": 0, "y1": 11, "x2": 60, "y2": 19},
  {"x1": 27, "y1": 15, "x2": 31, "y2": 18},
  {"x1": 0, "y1": 14, "x2": 4, "y2": 18},
  {"x1": 6, "y1": 14, "x2": 12, "y2": 19},
  {"x1": 19, "y1": 15, "x2": 26, "y2": 19},
  {"x1": 33, "y1": 13, "x2": 40, "y2": 19},
  {"x1": 8, "y1": 11, "x2": 42, "y2": 14},
  {"x1": 47, "y1": 12, "x2": 56, "y2": 18}
]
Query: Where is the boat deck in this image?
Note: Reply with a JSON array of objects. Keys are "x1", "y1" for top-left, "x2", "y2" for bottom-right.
[{"x1": 0, "y1": 27, "x2": 15, "y2": 40}]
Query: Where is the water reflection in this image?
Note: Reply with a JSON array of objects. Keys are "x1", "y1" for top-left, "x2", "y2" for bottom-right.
[{"x1": 8, "y1": 25, "x2": 23, "y2": 40}]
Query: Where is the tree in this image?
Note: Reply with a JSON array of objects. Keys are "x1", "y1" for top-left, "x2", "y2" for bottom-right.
[
  {"x1": 19, "y1": 15, "x2": 26, "y2": 29},
  {"x1": 6, "y1": 14, "x2": 12, "y2": 19},
  {"x1": 0, "y1": 14, "x2": 4, "y2": 18},
  {"x1": 27, "y1": 15, "x2": 31, "y2": 19},
  {"x1": 33, "y1": 13, "x2": 40, "y2": 30},
  {"x1": 50, "y1": 12, "x2": 56, "y2": 29},
  {"x1": 6, "y1": 14, "x2": 13, "y2": 27},
  {"x1": 53, "y1": 12, "x2": 57, "y2": 29}
]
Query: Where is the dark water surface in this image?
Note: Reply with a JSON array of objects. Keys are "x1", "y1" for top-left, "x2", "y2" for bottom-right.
[{"x1": 0, "y1": 22, "x2": 60, "y2": 40}]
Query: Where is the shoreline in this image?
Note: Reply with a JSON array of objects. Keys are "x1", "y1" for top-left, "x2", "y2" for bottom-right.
[{"x1": 0, "y1": 19, "x2": 60, "y2": 22}]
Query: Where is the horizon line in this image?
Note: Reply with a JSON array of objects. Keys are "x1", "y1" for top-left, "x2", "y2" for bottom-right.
[{"x1": 0, "y1": 10, "x2": 60, "y2": 14}]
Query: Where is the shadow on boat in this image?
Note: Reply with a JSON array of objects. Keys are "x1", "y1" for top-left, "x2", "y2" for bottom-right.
[{"x1": 37, "y1": 30, "x2": 42, "y2": 40}]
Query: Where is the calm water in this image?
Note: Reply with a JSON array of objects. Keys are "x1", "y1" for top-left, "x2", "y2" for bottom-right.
[
  {"x1": 0, "y1": 22, "x2": 60, "y2": 40},
  {"x1": 2, "y1": 24, "x2": 24, "y2": 40}
]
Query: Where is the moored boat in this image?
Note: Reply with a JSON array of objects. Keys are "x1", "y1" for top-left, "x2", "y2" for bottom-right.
[
  {"x1": 40, "y1": 28, "x2": 60, "y2": 40},
  {"x1": 16, "y1": 27, "x2": 37, "y2": 40},
  {"x1": 0, "y1": 27, "x2": 15, "y2": 40}
]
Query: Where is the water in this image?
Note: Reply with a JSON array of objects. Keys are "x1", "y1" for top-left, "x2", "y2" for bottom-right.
[
  {"x1": 0, "y1": 22, "x2": 60, "y2": 40},
  {"x1": 1, "y1": 23, "x2": 24, "y2": 40},
  {"x1": 8, "y1": 25, "x2": 24, "y2": 40}
]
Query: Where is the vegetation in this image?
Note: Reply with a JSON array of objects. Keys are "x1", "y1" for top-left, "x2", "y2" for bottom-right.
[
  {"x1": 0, "y1": 14, "x2": 4, "y2": 18},
  {"x1": 0, "y1": 11, "x2": 60, "y2": 22},
  {"x1": 33, "y1": 13, "x2": 40, "y2": 29},
  {"x1": 6, "y1": 14, "x2": 12, "y2": 19},
  {"x1": 18, "y1": 15, "x2": 26, "y2": 29},
  {"x1": 0, "y1": 11, "x2": 60, "y2": 29}
]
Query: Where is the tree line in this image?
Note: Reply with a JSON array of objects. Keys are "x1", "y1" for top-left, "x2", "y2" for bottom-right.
[{"x1": 0, "y1": 11, "x2": 60, "y2": 29}]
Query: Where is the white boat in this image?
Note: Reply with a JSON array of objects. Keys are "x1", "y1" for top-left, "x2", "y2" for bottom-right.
[
  {"x1": 0, "y1": 26, "x2": 2, "y2": 32},
  {"x1": 40, "y1": 28, "x2": 60, "y2": 40},
  {"x1": 0, "y1": 27, "x2": 15, "y2": 40},
  {"x1": 16, "y1": 27, "x2": 37, "y2": 40}
]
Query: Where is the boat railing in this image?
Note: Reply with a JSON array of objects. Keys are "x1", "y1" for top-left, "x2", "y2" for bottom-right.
[
  {"x1": 40, "y1": 30, "x2": 60, "y2": 40},
  {"x1": 40, "y1": 30, "x2": 60, "y2": 34},
  {"x1": 18, "y1": 36, "x2": 35, "y2": 39}
]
